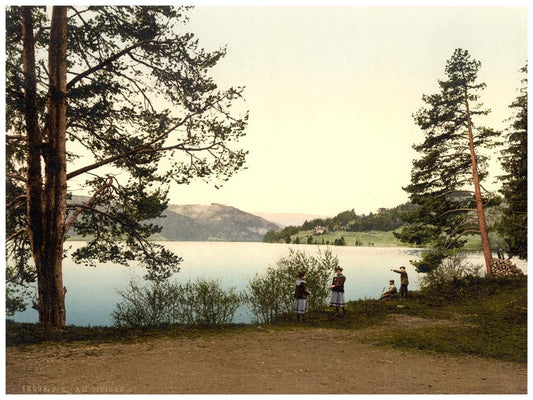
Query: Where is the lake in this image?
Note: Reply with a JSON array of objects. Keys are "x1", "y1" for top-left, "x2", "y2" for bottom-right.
[{"x1": 10, "y1": 242, "x2": 527, "y2": 326}]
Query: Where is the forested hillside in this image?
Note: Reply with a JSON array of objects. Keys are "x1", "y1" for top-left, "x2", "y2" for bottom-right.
[{"x1": 263, "y1": 203, "x2": 416, "y2": 243}]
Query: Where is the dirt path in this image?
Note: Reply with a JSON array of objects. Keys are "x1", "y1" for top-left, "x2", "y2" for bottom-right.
[{"x1": 6, "y1": 317, "x2": 527, "y2": 394}]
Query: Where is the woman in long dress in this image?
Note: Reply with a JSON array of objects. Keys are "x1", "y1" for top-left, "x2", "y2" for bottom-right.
[
  {"x1": 330, "y1": 266, "x2": 346, "y2": 315},
  {"x1": 294, "y1": 270, "x2": 310, "y2": 322}
]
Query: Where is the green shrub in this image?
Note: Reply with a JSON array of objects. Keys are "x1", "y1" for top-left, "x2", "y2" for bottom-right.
[
  {"x1": 112, "y1": 278, "x2": 242, "y2": 327},
  {"x1": 245, "y1": 248, "x2": 338, "y2": 323},
  {"x1": 112, "y1": 280, "x2": 179, "y2": 327},
  {"x1": 172, "y1": 279, "x2": 242, "y2": 326},
  {"x1": 419, "y1": 252, "x2": 482, "y2": 289},
  {"x1": 334, "y1": 236, "x2": 346, "y2": 246}
]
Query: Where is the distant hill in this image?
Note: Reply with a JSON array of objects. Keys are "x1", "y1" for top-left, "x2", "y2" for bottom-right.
[
  {"x1": 158, "y1": 203, "x2": 281, "y2": 242},
  {"x1": 68, "y1": 198, "x2": 281, "y2": 242}
]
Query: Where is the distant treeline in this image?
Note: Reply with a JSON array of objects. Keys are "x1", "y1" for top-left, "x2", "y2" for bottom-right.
[{"x1": 263, "y1": 203, "x2": 416, "y2": 243}]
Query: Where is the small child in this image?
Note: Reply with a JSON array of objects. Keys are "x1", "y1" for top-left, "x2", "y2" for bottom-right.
[{"x1": 294, "y1": 270, "x2": 310, "y2": 321}]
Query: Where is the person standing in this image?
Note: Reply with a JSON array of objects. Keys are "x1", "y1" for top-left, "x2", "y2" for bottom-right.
[
  {"x1": 294, "y1": 270, "x2": 310, "y2": 322},
  {"x1": 329, "y1": 266, "x2": 347, "y2": 315},
  {"x1": 391, "y1": 266, "x2": 409, "y2": 298}
]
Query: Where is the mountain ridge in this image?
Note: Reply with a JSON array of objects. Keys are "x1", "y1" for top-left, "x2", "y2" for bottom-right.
[
  {"x1": 67, "y1": 197, "x2": 319, "y2": 242},
  {"x1": 158, "y1": 203, "x2": 281, "y2": 242}
]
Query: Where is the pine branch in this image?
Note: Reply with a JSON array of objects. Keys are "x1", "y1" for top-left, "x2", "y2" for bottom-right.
[
  {"x1": 63, "y1": 177, "x2": 114, "y2": 235},
  {"x1": 437, "y1": 208, "x2": 476, "y2": 218},
  {"x1": 435, "y1": 189, "x2": 475, "y2": 198},
  {"x1": 6, "y1": 134, "x2": 28, "y2": 141},
  {"x1": 66, "y1": 98, "x2": 224, "y2": 180},
  {"x1": 66, "y1": 203, "x2": 153, "y2": 256},
  {"x1": 7, "y1": 194, "x2": 27, "y2": 209},
  {"x1": 6, "y1": 228, "x2": 29, "y2": 244},
  {"x1": 66, "y1": 39, "x2": 153, "y2": 90},
  {"x1": 7, "y1": 172, "x2": 27, "y2": 183}
]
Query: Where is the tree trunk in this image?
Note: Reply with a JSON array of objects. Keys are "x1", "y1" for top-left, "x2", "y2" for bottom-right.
[
  {"x1": 32, "y1": 6, "x2": 69, "y2": 327},
  {"x1": 22, "y1": 6, "x2": 45, "y2": 285},
  {"x1": 464, "y1": 92, "x2": 493, "y2": 275}
]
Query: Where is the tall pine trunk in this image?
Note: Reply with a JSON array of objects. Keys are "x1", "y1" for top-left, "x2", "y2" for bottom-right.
[
  {"x1": 23, "y1": 6, "x2": 69, "y2": 327},
  {"x1": 464, "y1": 92, "x2": 493, "y2": 275}
]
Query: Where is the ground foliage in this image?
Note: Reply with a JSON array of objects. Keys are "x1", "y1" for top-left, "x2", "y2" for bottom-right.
[
  {"x1": 111, "y1": 278, "x2": 242, "y2": 327},
  {"x1": 7, "y1": 276, "x2": 526, "y2": 364},
  {"x1": 246, "y1": 248, "x2": 338, "y2": 323}
]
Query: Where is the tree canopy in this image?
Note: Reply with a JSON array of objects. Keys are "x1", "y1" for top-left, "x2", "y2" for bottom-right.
[
  {"x1": 6, "y1": 6, "x2": 248, "y2": 323},
  {"x1": 497, "y1": 64, "x2": 528, "y2": 260},
  {"x1": 395, "y1": 49, "x2": 499, "y2": 273}
]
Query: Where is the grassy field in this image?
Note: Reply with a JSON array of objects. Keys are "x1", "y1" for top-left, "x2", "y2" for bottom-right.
[
  {"x1": 290, "y1": 229, "x2": 484, "y2": 251},
  {"x1": 290, "y1": 229, "x2": 405, "y2": 247}
]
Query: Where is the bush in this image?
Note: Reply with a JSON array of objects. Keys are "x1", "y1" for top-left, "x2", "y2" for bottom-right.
[
  {"x1": 334, "y1": 236, "x2": 346, "y2": 246},
  {"x1": 172, "y1": 279, "x2": 242, "y2": 326},
  {"x1": 112, "y1": 278, "x2": 242, "y2": 327},
  {"x1": 246, "y1": 269, "x2": 287, "y2": 324},
  {"x1": 419, "y1": 252, "x2": 482, "y2": 289},
  {"x1": 245, "y1": 248, "x2": 338, "y2": 323},
  {"x1": 112, "y1": 280, "x2": 178, "y2": 327}
]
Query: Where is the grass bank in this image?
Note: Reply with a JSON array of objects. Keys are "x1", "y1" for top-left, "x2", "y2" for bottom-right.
[
  {"x1": 6, "y1": 276, "x2": 526, "y2": 363},
  {"x1": 289, "y1": 229, "x2": 405, "y2": 247},
  {"x1": 288, "y1": 229, "x2": 484, "y2": 251},
  {"x1": 359, "y1": 276, "x2": 527, "y2": 363}
]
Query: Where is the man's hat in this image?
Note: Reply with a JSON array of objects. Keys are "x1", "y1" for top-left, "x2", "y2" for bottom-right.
[
  {"x1": 389, "y1": 280, "x2": 395, "y2": 283},
  {"x1": 335, "y1": 266, "x2": 343, "y2": 271},
  {"x1": 400, "y1": 266, "x2": 406, "y2": 270}
]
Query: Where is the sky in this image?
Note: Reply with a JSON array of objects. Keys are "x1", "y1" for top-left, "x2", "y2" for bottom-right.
[
  {"x1": 159, "y1": 4, "x2": 528, "y2": 217},
  {"x1": 24, "y1": 3, "x2": 528, "y2": 218}
]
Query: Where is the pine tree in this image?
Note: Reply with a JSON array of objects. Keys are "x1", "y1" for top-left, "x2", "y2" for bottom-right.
[
  {"x1": 395, "y1": 49, "x2": 498, "y2": 273},
  {"x1": 6, "y1": 6, "x2": 248, "y2": 326},
  {"x1": 497, "y1": 64, "x2": 527, "y2": 260}
]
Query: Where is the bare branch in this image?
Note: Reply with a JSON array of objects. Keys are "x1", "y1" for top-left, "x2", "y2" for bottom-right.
[
  {"x1": 126, "y1": 50, "x2": 166, "y2": 74},
  {"x1": 139, "y1": 141, "x2": 223, "y2": 156},
  {"x1": 114, "y1": 70, "x2": 156, "y2": 112}
]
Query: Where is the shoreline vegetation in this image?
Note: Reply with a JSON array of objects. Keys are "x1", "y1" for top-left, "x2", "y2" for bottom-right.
[
  {"x1": 67, "y1": 230, "x2": 486, "y2": 252},
  {"x1": 6, "y1": 275, "x2": 526, "y2": 364}
]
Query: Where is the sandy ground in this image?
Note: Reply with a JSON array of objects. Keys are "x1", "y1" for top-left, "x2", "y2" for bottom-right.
[{"x1": 6, "y1": 316, "x2": 527, "y2": 395}]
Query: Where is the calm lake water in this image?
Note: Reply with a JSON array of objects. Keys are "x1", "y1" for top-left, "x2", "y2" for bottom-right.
[{"x1": 11, "y1": 242, "x2": 527, "y2": 326}]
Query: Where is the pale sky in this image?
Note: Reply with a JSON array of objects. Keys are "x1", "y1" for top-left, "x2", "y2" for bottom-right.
[{"x1": 161, "y1": 4, "x2": 527, "y2": 217}]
